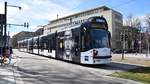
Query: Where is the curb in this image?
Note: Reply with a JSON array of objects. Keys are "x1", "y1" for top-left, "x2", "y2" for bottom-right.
[
  {"x1": 103, "y1": 76, "x2": 143, "y2": 84},
  {"x1": 112, "y1": 61, "x2": 147, "y2": 67}
]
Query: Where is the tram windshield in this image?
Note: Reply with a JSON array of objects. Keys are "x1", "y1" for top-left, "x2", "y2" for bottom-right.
[{"x1": 91, "y1": 29, "x2": 110, "y2": 48}]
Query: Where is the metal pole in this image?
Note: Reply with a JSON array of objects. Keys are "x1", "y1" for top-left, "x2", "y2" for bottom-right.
[
  {"x1": 148, "y1": 18, "x2": 150, "y2": 58},
  {"x1": 123, "y1": 29, "x2": 126, "y2": 60},
  {"x1": 147, "y1": 29, "x2": 149, "y2": 58},
  {"x1": 38, "y1": 35, "x2": 39, "y2": 55},
  {"x1": 148, "y1": 36, "x2": 149, "y2": 58},
  {"x1": 4, "y1": 2, "x2": 23, "y2": 48},
  {"x1": 139, "y1": 26, "x2": 142, "y2": 53},
  {"x1": 4, "y1": 2, "x2": 7, "y2": 47},
  {"x1": 121, "y1": 30, "x2": 125, "y2": 60},
  {"x1": 8, "y1": 31, "x2": 10, "y2": 47}
]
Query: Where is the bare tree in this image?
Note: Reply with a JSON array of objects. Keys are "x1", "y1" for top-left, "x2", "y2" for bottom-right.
[
  {"x1": 125, "y1": 14, "x2": 132, "y2": 26},
  {"x1": 125, "y1": 14, "x2": 141, "y2": 29},
  {"x1": 145, "y1": 15, "x2": 150, "y2": 28},
  {"x1": 145, "y1": 14, "x2": 150, "y2": 56},
  {"x1": 124, "y1": 14, "x2": 142, "y2": 51}
]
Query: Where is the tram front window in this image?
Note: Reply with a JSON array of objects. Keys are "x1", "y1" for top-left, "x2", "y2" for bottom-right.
[{"x1": 91, "y1": 29, "x2": 110, "y2": 48}]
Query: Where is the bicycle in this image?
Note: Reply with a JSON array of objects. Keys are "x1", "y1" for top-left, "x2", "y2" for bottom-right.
[
  {"x1": 0, "y1": 48, "x2": 11, "y2": 65},
  {"x1": 1, "y1": 57, "x2": 10, "y2": 65}
]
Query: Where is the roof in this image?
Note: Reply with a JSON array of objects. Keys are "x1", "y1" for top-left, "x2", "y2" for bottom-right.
[{"x1": 49, "y1": 6, "x2": 110, "y2": 24}]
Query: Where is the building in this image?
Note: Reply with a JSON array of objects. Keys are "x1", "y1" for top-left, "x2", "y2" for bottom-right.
[
  {"x1": 11, "y1": 27, "x2": 44, "y2": 48},
  {"x1": 43, "y1": 6, "x2": 123, "y2": 49}
]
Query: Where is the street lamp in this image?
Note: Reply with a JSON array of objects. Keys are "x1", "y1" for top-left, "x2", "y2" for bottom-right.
[
  {"x1": 7, "y1": 5, "x2": 21, "y2": 10},
  {"x1": 4, "y1": 2, "x2": 21, "y2": 47}
]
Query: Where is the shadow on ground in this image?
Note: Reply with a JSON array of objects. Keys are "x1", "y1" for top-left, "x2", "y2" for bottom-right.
[
  {"x1": 0, "y1": 66, "x2": 15, "y2": 84},
  {"x1": 82, "y1": 62, "x2": 143, "y2": 71},
  {"x1": 13, "y1": 65, "x2": 122, "y2": 84}
]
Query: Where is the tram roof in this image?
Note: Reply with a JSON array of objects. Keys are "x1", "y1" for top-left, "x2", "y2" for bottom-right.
[{"x1": 57, "y1": 24, "x2": 81, "y2": 33}]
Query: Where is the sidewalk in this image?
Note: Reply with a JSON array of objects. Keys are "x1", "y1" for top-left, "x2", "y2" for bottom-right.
[
  {"x1": 113, "y1": 53, "x2": 150, "y2": 59},
  {"x1": 112, "y1": 53, "x2": 150, "y2": 66},
  {"x1": 0, "y1": 56, "x2": 18, "y2": 84}
]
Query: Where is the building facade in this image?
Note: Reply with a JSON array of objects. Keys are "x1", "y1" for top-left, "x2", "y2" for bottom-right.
[{"x1": 43, "y1": 6, "x2": 123, "y2": 49}]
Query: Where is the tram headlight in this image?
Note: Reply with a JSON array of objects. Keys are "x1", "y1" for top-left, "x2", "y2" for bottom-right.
[{"x1": 93, "y1": 49, "x2": 98, "y2": 57}]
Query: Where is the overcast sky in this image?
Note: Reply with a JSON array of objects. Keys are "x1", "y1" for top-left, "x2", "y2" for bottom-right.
[{"x1": 0, "y1": 0, "x2": 149, "y2": 37}]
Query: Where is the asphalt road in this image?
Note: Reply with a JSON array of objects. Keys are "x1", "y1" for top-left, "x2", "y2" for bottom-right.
[{"x1": 13, "y1": 50, "x2": 142, "y2": 84}]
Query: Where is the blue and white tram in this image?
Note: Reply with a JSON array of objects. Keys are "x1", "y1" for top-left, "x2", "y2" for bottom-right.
[{"x1": 18, "y1": 16, "x2": 111, "y2": 64}]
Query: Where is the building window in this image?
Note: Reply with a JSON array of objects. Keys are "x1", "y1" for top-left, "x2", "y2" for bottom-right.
[
  {"x1": 94, "y1": 9, "x2": 98, "y2": 13},
  {"x1": 115, "y1": 14, "x2": 122, "y2": 20}
]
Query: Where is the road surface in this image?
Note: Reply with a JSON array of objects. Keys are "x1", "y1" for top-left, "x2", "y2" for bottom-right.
[{"x1": 12, "y1": 50, "x2": 141, "y2": 84}]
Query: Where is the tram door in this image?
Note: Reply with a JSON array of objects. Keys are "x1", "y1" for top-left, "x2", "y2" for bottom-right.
[
  {"x1": 56, "y1": 32, "x2": 64, "y2": 59},
  {"x1": 71, "y1": 28, "x2": 80, "y2": 63}
]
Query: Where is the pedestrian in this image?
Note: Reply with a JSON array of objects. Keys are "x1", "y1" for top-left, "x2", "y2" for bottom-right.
[
  {"x1": 2, "y1": 46, "x2": 9, "y2": 64},
  {"x1": 9, "y1": 46, "x2": 13, "y2": 64}
]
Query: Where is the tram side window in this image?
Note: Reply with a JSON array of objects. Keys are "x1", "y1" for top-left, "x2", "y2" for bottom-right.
[
  {"x1": 81, "y1": 27, "x2": 90, "y2": 51},
  {"x1": 75, "y1": 36, "x2": 79, "y2": 46},
  {"x1": 31, "y1": 39, "x2": 34, "y2": 50},
  {"x1": 75, "y1": 36, "x2": 79, "y2": 56},
  {"x1": 44, "y1": 42, "x2": 48, "y2": 49},
  {"x1": 36, "y1": 41, "x2": 38, "y2": 49},
  {"x1": 40, "y1": 41, "x2": 45, "y2": 51},
  {"x1": 33, "y1": 41, "x2": 36, "y2": 49},
  {"x1": 41, "y1": 43, "x2": 44, "y2": 51},
  {"x1": 39, "y1": 42, "x2": 43, "y2": 51},
  {"x1": 81, "y1": 27, "x2": 85, "y2": 51},
  {"x1": 51, "y1": 38, "x2": 53, "y2": 50},
  {"x1": 52, "y1": 37, "x2": 56, "y2": 50},
  {"x1": 49, "y1": 39, "x2": 52, "y2": 53}
]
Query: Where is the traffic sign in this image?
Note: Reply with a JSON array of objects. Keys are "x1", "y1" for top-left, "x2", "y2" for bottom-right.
[{"x1": 0, "y1": 14, "x2": 5, "y2": 25}]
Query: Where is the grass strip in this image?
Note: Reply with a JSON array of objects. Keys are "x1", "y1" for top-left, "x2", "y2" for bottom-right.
[{"x1": 111, "y1": 67, "x2": 150, "y2": 84}]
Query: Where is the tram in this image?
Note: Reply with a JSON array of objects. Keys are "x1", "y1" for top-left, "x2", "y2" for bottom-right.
[{"x1": 18, "y1": 16, "x2": 111, "y2": 64}]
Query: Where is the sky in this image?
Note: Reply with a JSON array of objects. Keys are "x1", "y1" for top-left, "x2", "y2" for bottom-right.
[{"x1": 0, "y1": 0, "x2": 150, "y2": 37}]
